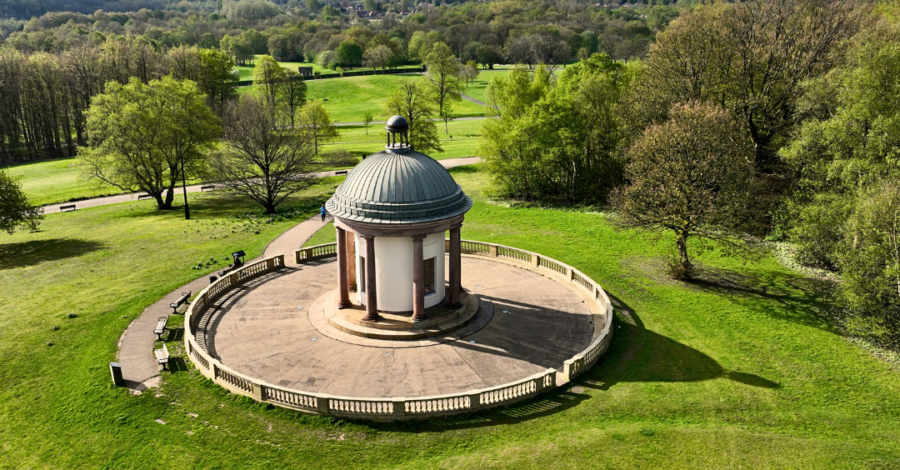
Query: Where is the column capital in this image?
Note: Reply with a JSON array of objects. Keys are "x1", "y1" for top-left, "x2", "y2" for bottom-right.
[{"x1": 412, "y1": 235, "x2": 425, "y2": 242}]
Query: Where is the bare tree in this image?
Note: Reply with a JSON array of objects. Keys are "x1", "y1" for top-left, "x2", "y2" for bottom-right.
[
  {"x1": 363, "y1": 45, "x2": 392, "y2": 73},
  {"x1": 362, "y1": 110, "x2": 375, "y2": 135},
  {"x1": 211, "y1": 95, "x2": 318, "y2": 214}
]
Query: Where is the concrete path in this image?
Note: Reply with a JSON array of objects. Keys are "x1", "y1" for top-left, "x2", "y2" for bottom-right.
[{"x1": 41, "y1": 157, "x2": 481, "y2": 214}]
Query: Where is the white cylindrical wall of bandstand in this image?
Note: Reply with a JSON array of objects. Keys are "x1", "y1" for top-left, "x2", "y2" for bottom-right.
[{"x1": 355, "y1": 232, "x2": 446, "y2": 312}]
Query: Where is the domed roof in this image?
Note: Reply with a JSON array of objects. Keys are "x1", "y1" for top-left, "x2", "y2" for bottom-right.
[
  {"x1": 385, "y1": 115, "x2": 409, "y2": 132},
  {"x1": 326, "y1": 150, "x2": 472, "y2": 225}
]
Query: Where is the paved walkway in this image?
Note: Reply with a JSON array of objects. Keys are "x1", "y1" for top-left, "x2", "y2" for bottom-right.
[
  {"x1": 42, "y1": 157, "x2": 481, "y2": 214},
  {"x1": 204, "y1": 257, "x2": 593, "y2": 397}
]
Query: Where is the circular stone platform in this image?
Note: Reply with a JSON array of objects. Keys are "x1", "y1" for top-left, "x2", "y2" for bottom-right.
[{"x1": 203, "y1": 256, "x2": 596, "y2": 398}]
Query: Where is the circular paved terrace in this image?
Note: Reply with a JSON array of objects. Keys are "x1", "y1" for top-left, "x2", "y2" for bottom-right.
[{"x1": 200, "y1": 256, "x2": 597, "y2": 398}]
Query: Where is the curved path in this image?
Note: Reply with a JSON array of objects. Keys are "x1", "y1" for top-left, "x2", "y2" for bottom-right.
[
  {"x1": 114, "y1": 156, "x2": 480, "y2": 392},
  {"x1": 42, "y1": 157, "x2": 481, "y2": 214}
]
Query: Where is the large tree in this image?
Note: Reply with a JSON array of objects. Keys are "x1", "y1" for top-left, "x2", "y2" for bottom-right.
[
  {"x1": 481, "y1": 57, "x2": 628, "y2": 203},
  {"x1": 363, "y1": 45, "x2": 392, "y2": 73},
  {"x1": 82, "y1": 77, "x2": 221, "y2": 211},
  {"x1": 385, "y1": 79, "x2": 442, "y2": 154},
  {"x1": 0, "y1": 170, "x2": 42, "y2": 234},
  {"x1": 423, "y1": 42, "x2": 463, "y2": 134},
  {"x1": 253, "y1": 55, "x2": 286, "y2": 106},
  {"x1": 630, "y1": 0, "x2": 866, "y2": 173},
  {"x1": 211, "y1": 94, "x2": 317, "y2": 214},
  {"x1": 612, "y1": 101, "x2": 761, "y2": 279},
  {"x1": 336, "y1": 41, "x2": 363, "y2": 69}
]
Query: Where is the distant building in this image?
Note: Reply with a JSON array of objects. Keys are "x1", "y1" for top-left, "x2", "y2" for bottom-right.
[{"x1": 298, "y1": 67, "x2": 313, "y2": 76}]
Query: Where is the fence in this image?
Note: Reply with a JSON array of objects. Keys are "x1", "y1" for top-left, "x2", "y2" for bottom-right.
[{"x1": 185, "y1": 241, "x2": 613, "y2": 421}]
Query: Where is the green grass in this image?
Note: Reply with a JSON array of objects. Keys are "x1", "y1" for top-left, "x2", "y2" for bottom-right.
[
  {"x1": 10, "y1": 120, "x2": 485, "y2": 206},
  {"x1": 235, "y1": 57, "x2": 423, "y2": 81},
  {"x1": 238, "y1": 73, "x2": 487, "y2": 123},
  {"x1": 303, "y1": 221, "x2": 335, "y2": 247},
  {"x1": 4, "y1": 165, "x2": 900, "y2": 468},
  {"x1": 3, "y1": 158, "x2": 124, "y2": 206},
  {"x1": 323, "y1": 120, "x2": 484, "y2": 161}
]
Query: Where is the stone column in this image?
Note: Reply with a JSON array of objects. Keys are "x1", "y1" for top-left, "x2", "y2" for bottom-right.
[
  {"x1": 412, "y1": 236, "x2": 426, "y2": 322},
  {"x1": 336, "y1": 227, "x2": 351, "y2": 309},
  {"x1": 346, "y1": 232, "x2": 357, "y2": 292},
  {"x1": 448, "y1": 226, "x2": 462, "y2": 307},
  {"x1": 363, "y1": 235, "x2": 379, "y2": 321}
]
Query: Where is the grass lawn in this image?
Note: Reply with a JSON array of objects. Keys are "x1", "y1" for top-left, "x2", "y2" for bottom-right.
[
  {"x1": 11, "y1": 120, "x2": 485, "y2": 207},
  {"x1": 323, "y1": 120, "x2": 484, "y2": 161},
  {"x1": 238, "y1": 73, "x2": 487, "y2": 123},
  {"x1": 235, "y1": 57, "x2": 423, "y2": 81},
  {"x1": 2, "y1": 164, "x2": 900, "y2": 468},
  {"x1": 3, "y1": 158, "x2": 125, "y2": 206}
]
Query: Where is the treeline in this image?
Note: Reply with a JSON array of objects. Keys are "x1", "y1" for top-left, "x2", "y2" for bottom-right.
[
  {"x1": 1, "y1": 0, "x2": 676, "y2": 65},
  {"x1": 0, "y1": 41, "x2": 237, "y2": 162}
]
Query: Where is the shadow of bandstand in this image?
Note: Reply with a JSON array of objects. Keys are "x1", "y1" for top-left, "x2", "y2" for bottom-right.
[{"x1": 373, "y1": 292, "x2": 779, "y2": 432}]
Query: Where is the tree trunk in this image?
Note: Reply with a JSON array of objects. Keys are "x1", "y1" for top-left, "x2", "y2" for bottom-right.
[{"x1": 675, "y1": 232, "x2": 693, "y2": 279}]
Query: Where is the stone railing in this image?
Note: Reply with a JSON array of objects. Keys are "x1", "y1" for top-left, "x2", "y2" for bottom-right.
[
  {"x1": 295, "y1": 243, "x2": 338, "y2": 264},
  {"x1": 185, "y1": 241, "x2": 613, "y2": 421}
]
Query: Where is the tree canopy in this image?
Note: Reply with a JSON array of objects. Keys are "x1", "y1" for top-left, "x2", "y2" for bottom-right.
[{"x1": 82, "y1": 76, "x2": 221, "y2": 210}]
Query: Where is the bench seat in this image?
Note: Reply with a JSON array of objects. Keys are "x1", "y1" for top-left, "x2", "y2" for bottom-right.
[
  {"x1": 153, "y1": 316, "x2": 168, "y2": 340},
  {"x1": 154, "y1": 344, "x2": 170, "y2": 369}
]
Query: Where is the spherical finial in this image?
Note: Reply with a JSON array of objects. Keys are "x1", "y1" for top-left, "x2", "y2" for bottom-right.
[{"x1": 385, "y1": 115, "x2": 409, "y2": 133}]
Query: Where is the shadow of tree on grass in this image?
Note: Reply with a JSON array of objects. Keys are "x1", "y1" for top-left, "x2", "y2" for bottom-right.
[
  {"x1": 362, "y1": 292, "x2": 778, "y2": 432},
  {"x1": 0, "y1": 238, "x2": 105, "y2": 270}
]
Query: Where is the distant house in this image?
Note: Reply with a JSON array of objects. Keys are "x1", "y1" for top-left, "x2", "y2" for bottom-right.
[{"x1": 298, "y1": 67, "x2": 314, "y2": 76}]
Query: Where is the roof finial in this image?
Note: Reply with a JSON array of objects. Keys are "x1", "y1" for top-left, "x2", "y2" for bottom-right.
[{"x1": 385, "y1": 115, "x2": 410, "y2": 153}]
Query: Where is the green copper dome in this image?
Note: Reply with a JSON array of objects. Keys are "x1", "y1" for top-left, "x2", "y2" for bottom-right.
[{"x1": 326, "y1": 150, "x2": 472, "y2": 225}]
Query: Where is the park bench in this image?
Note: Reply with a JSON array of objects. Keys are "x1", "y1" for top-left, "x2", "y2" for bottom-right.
[
  {"x1": 153, "y1": 315, "x2": 169, "y2": 340},
  {"x1": 154, "y1": 343, "x2": 170, "y2": 370},
  {"x1": 169, "y1": 291, "x2": 191, "y2": 314},
  {"x1": 59, "y1": 204, "x2": 76, "y2": 212},
  {"x1": 137, "y1": 194, "x2": 152, "y2": 200},
  {"x1": 334, "y1": 170, "x2": 348, "y2": 176},
  {"x1": 200, "y1": 184, "x2": 216, "y2": 191}
]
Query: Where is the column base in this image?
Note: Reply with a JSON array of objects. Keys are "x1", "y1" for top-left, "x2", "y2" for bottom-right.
[{"x1": 336, "y1": 301, "x2": 352, "y2": 309}]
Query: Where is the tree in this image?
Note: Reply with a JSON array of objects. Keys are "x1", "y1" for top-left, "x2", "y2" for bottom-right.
[
  {"x1": 300, "y1": 100, "x2": 339, "y2": 154},
  {"x1": 630, "y1": 0, "x2": 866, "y2": 172},
  {"x1": 253, "y1": 55, "x2": 286, "y2": 106},
  {"x1": 336, "y1": 41, "x2": 363, "y2": 69},
  {"x1": 276, "y1": 71, "x2": 307, "y2": 128},
  {"x1": 363, "y1": 45, "x2": 392, "y2": 73},
  {"x1": 306, "y1": 0, "x2": 322, "y2": 13},
  {"x1": 212, "y1": 94, "x2": 317, "y2": 214},
  {"x1": 198, "y1": 48, "x2": 239, "y2": 115},
  {"x1": 0, "y1": 171, "x2": 42, "y2": 234},
  {"x1": 837, "y1": 180, "x2": 900, "y2": 341},
  {"x1": 83, "y1": 77, "x2": 221, "y2": 213},
  {"x1": 481, "y1": 57, "x2": 628, "y2": 204},
  {"x1": 385, "y1": 79, "x2": 442, "y2": 154},
  {"x1": 462, "y1": 60, "x2": 479, "y2": 87},
  {"x1": 611, "y1": 102, "x2": 760, "y2": 279},
  {"x1": 475, "y1": 44, "x2": 502, "y2": 70},
  {"x1": 363, "y1": 0, "x2": 377, "y2": 12},
  {"x1": 423, "y1": 42, "x2": 463, "y2": 134},
  {"x1": 779, "y1": 19, "x2": 900, "y2": 269},
  {"x1": 362, "y1": 110, "x2": 375, "y2": 135}
]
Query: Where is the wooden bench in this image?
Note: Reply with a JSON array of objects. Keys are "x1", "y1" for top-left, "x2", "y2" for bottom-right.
[
  {"x1": 59, "y1": 204, "x2": 76, "y2": 212},
  {"x1": 200, "y1": 184, "x2": 216, "y2": 191},
  {"x1": 153, "y1": 316, "x2": 169, "y2": 340},
  {"x1": 334, "y1": 170, "x2": 348, "y2": 176},
  {"x1": 154, "y1": 343, "x2": 170, "y2": 370},
  {"x1": 169, "y1": 291, "x2": 191, "y2": 314},
  {"x1": 137, "y1": 194, "x2": 152, "y2": 200}
]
